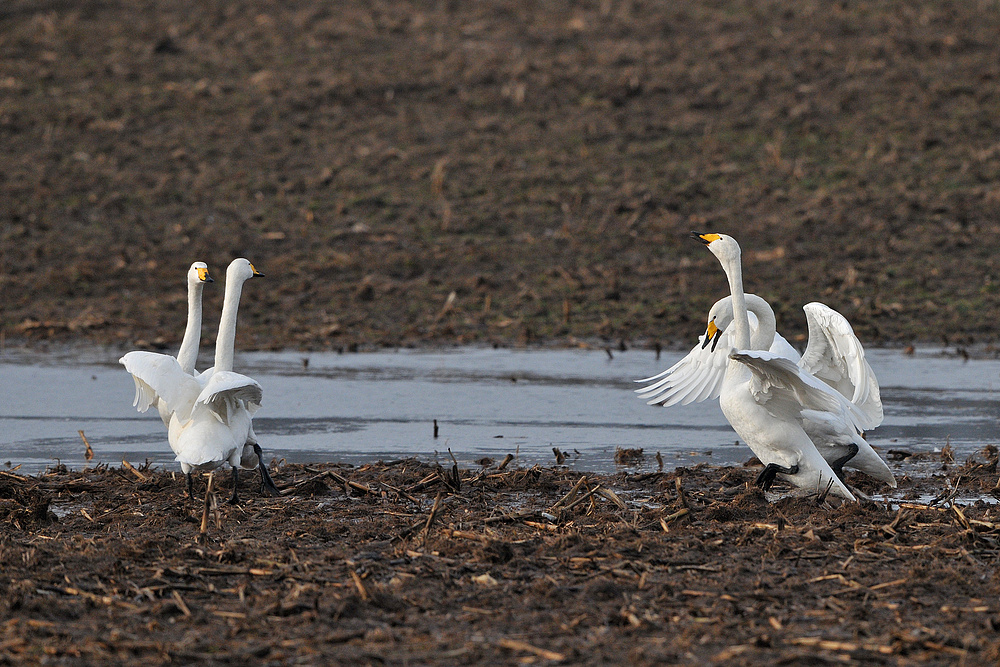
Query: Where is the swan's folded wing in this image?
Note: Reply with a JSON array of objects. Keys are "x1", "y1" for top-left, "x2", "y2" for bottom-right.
[
  {"x1": 120, "y1": 351, "x2": 201, "y2": 421},
  {"x1": 799, "y1": 303, "x2": 882, "y2": 428},
  {"x1": 770, "y1": 333, "x2": 802, "y2": 364},
  {"x1": 730, "y1": 349, "x2": 869, "y2": 432},
  {"x1": 196, "y1": 371, "x2": 263, "y2": 414},
  {"x1": 635, "y1": 331, "x2": 731, "y2": 406}
]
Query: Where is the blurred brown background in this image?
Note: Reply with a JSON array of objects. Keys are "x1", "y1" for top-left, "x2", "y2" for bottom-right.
[{"x1": 3, "y1": 0, "x2": 999, "y2": 350}]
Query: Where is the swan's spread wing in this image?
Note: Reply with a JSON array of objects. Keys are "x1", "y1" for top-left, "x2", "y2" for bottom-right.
[
  {"x1": 730, "y1": 350, "x2": 868, "y2": 432},
  {"x1": 120, "y1": 351, "x2": 201, "y2": 421},
  {"x1": 196, "y1": 371, "x2": 263, "y2": 416},
  {"x1": 129, "y1": 375, "x2": 158, "y2": 414},
  {"x1": 635, "y1": 331, "x2": 733, "y2": 406},
  {"x1": 799, "y1": 303, "x2": 882, "y2": 428}
]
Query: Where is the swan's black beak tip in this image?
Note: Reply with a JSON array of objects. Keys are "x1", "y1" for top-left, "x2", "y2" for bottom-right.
[{"x1": 690, "y1": 231, "x2": 712, "y2": 245}]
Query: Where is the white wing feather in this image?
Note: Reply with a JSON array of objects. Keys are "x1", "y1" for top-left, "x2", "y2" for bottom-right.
[
  {"x1": 635, "y1": 331, "x2": 732, "y2": 406},
  {"x1": 635, "y1": 311, "x2": 791, "y2": 407},
  {"x1": 770, "y1": 333, "x2": 801, "y2": 364},
  {"x1": 730, "y1": 349, "x2": 869, "y2": 433},
  {"x1": 120, "y1": 351, "x2": 202, "y2": 423},
  {"x1": 799, "y1": 303, "x2": 882, "y2": 428},
  {"x1": 196, "y1": 370, "x2": 263, "y2": 415}
]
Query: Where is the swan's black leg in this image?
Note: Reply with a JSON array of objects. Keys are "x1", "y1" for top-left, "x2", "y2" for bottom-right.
[
  {"x1": 755, "y1": 463, "x2": 800, "y2": 490},
  {"x1": 254, "y1": 443, "x2": 281, "y2": 497},
  {"x1": 227, "y1": 466, "x2": 240, "y2": 505},
  {"x1": 830, "y1": 443, "x2": 860, "y2": 481},
  {"x1": 186, "y1": 471, "x2": 195, "y2": 499}
]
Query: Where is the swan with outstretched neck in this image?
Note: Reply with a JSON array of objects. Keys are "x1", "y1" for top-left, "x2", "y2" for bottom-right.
[
  {"x1": 637, "y1": 289, "x2": 894, "y2": 488},
  {"x1": 121, "y1": 262, "x2": 213, "y2": 427},
  {"x1": 121, "y1": 258, "x2": 280, "y2": 502},
  {"x1": 685, "y1": 232, "x2": 872, "y2": 500}
]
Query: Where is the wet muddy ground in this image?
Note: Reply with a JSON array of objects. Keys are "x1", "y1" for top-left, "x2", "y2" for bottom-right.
[
  {"x1": 2, "y1": 448, "x2": 999, "y2": 664},
  {"x1": 5, "y1": 1, "x2": 1000, "y2": 663},
  {"x1": 5, "y1": 0, "x2": 1000, "y2": 351}
]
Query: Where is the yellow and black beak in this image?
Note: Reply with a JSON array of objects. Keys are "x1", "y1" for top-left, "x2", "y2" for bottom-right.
[
  {"x1": 701, "y1": 320, "x2": 722, "y2": 352},
  {"x1": 250, "y1": 263, "x2": 265, "y2": 278},
  {"x1": 691, "y1": 231, "x2": 721, "y2": 245},
  {"x1": 197, "y1": 267, "x2": 214, "y2": 283}
]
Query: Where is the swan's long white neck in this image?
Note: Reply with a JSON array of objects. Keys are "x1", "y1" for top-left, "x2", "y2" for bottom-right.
[
  {"x1": 745, "y1": 295, "x2": 776, "y2": 350},
  {"x1": 213, "y1": 274, "x2": 246, "y2": 373},
  {"x1": 722, "y1": 253, "x2": 751, "y2": 350},
  {"x1": 176, "y1": 280, "x2": 204, "y2": 375}
]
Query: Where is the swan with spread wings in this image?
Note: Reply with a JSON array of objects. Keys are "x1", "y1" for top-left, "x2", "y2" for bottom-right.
[
  {"x1": 637, "y1": 233, "x2": 894, "y2": 499},
  {"x1": 121, "y1": 259, "x2": 279, "y2": 502}
]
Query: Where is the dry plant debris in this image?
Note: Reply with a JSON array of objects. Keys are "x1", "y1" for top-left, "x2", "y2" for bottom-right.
[{"x1": 1, "y1": 451, "x2": 999, "y2": 665}]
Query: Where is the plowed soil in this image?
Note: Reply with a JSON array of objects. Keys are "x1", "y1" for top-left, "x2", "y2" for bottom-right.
[
  {"x1": 4, "y1": 2, "x2": 1000, "y2": 664},
  {"x1": 2, "y1": 450, "x2": 999, "y2": 665},
  {"x1": 4, "y1": 0, "x2": 1000, "y2": 351}
]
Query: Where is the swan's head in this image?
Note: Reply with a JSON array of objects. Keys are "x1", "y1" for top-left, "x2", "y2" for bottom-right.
[
  {"x1": 691, "y1": 232, "x2": 741, "y2": 266},
  {"x1": 702, "y1": 297, "x2": 732, "y2": 351},
  {"x1": 227, "y1": 258, "x2": 265, "y2": 282},
  {"x1": 702, "y1": 295, "x2": 763, "y2": 350},
  {"x1": 188, "y1": 262, "x2": 213, "y2": 285}
]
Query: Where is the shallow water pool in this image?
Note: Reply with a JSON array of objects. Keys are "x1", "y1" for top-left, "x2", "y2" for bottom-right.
[{"x1": 0, "y1": 345, "x2": 997, "y2": 475}]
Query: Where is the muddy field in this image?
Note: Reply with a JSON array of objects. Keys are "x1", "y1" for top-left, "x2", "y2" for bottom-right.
[
  {"x1": 4, "y1": 0, "x2": 1000, "y2": 351},
  {"x1": 5, "y1": 1, "x2": 1000, "y2": 664},
  {"x1": 1, "y1": 449, "x2": 999, "y2": 665}
]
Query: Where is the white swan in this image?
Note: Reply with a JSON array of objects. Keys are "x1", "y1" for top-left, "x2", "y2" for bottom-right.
[
  {"x1": 699, "y1": 298, "x2": 893, "y2": 488},
  {"x1": 121, "y1": 259, "x2": 279, "y2": 501},
  {"x1": 635, "y1": 294, "x2": 800, "y2": 409},
  {"x1": 639, "y1": 296, "x2": 883, "y2": 425},
  {"x1": 705, "y1": 297, "x2": 883, "y2": 428},
  {"x1": 636, "y1": 265, "x2": 894, "y2": 489},
  {"x1": 121, "y1": 262, "x2": 213, "y2": 427},
  {"x1": 662, "y1": 233, "x2": 885, "y2": 500}
]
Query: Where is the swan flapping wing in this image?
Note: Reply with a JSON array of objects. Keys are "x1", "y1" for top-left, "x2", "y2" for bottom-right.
[
  {"x1": 120, "y1": 351, "x2": 202, "y2": 422},
  {"x1": 196, "y1": 370, "x2": 263, "y2": 414},
  {"x1": 730, "y1": 349, "x2": 869, "y2": 433},
  {"x1": 635, "y1": 331, "x2": 732, "y2": 406},
  {"x1": 799, "y1": 303, "x2": 882, "y2": 428}
]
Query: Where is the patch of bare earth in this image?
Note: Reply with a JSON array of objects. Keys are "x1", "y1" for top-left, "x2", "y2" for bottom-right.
[
  {"x1": 2, "y1": 1, "x2": 1000, "y2": 350},
  {"x1": 1, "y1": 448, "x2": 998, "y2": 664}
]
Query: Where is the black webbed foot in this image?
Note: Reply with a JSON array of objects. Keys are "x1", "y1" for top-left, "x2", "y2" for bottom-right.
[{"x1": 755, "y1": 463, "x2": 800, "y2": 491}]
